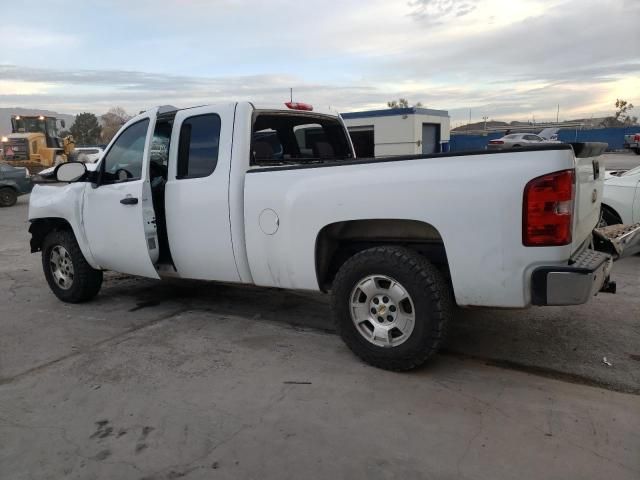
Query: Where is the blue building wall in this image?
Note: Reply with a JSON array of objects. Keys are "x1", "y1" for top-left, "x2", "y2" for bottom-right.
[{"x1": 449, "y1": 126, "x2": 639, "y2": 152}]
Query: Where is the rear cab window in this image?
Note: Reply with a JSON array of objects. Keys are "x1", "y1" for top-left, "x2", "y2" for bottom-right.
[
  {"x1": 251, "y1": 112, "x2": 353, "y2": 166},
  {"x1": 177, "y1": 114, "x2": 221, "y2": 179}
]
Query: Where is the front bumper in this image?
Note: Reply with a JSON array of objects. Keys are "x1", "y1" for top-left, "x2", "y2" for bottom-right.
[{"x1": 531, "y1": 249, "x2": 613, "y2": 306}]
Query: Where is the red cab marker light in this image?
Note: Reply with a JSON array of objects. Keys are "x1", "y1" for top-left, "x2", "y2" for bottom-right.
[{"x1": 285, "y1": 102, "x2": 313, "y2": 111}]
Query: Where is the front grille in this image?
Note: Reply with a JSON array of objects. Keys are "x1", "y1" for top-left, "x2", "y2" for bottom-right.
[{"x1": 3, "y1": 139, "x2": 29, "y2": 160}]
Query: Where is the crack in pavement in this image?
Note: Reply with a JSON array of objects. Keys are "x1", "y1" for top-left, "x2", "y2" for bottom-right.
[{"x1": 0, "y1": 307, "x2": 191, "y2": 386}]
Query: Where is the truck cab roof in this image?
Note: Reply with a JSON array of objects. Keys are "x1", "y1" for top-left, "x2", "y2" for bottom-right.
[{"x1": 140, "y1": 102, "x2": 339, "y2": 120}]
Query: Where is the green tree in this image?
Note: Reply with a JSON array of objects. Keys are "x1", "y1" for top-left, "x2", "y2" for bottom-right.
[
  {"x1": 69, "y1": 113, "x2": 101, "y2": 145},
  {"x1": 387, "y1": 98, "x2": 423, "y2": 108}
]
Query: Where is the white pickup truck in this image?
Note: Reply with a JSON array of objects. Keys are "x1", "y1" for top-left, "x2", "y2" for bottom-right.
[{"x1": 28, "y1": 102, "x2": 639, "y2": 370}]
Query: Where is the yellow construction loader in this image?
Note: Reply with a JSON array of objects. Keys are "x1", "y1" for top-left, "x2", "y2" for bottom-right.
[{"x1": 0, "y1": 115, "x2": 75, "y2": 173}]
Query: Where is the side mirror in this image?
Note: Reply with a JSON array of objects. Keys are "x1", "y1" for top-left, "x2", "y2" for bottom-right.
[{"x1": 56, "y1": 162, "x2": 87, "y2": 182}]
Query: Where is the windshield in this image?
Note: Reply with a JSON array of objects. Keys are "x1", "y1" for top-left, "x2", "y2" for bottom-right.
[{"x1": 12, "y1": 117, "x2": 46, "y2": 134}]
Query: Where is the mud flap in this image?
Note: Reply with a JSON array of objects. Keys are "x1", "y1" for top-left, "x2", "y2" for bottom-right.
[{"x1": 593, "y1": 223, "x2": 640, "y2": 259}]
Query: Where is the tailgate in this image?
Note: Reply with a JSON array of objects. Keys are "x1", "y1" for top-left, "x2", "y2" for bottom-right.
[{"x1": 570, "y1": 142, "x2": 607, "y2": 253}]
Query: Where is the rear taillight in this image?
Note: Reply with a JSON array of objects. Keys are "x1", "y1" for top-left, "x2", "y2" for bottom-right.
[
  {"x1": 523, "y1": 169, "x2": 574, "y2": 246},
  {"x1": 634, "y1": 134, "x2": 640, "y2": 142},
  {"x1": 489, "y1": 140, "x2": 504, "y2": 144}
]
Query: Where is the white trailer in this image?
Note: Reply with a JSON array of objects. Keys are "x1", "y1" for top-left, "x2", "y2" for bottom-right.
[{"x1": 341, "y1": 107, "x2": 450, "y2": 157}]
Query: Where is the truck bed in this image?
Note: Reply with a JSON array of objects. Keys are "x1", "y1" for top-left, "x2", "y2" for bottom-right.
[{"x1": 243, "y1": 143, "x2": 605, "y2": 308}]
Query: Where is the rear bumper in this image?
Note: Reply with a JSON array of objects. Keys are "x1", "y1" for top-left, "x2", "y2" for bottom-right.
[{"x1": 531, "y1": 249, "x2": 613, "y2": 306}]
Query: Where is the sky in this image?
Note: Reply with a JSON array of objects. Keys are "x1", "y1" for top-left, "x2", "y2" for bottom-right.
[{"x1": 0, "y1": 0, "x2": 639, "y2": 125}]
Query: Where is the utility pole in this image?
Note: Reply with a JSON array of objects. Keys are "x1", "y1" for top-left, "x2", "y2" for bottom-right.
[
  {"x1": 467, "y1": 109, "x2": 471, "y2": 131},
  {"x1": 482, "y1": 116, "x2": 488, "y2": 131},
  {"x1": 290, "y1": 88, "x2": 293, "y2": 102},
  {"x1": 556, "y1": 104, "x2": 560, "y2": 124}
]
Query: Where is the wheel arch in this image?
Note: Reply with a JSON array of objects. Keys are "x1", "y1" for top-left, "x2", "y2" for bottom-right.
[
  {"x1": 29, "y1": 217, "x2": 75, "y2": 253},
  {"x1": 28, "y1": 217, "x2": 98, "y2": 270},
  {"x1": 315, "y1": 218, "x2": 450, "y2": 292},
  {"x1": 601, "y1": 203, "x2": 623, "y2": 224}
]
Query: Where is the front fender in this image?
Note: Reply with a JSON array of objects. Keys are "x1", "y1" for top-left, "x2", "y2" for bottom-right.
[{"x1": 28, "y1": 183, "x2": 98, "y2": 269}]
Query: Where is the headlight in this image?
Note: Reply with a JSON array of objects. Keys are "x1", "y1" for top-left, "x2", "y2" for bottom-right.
[{"x1": 1, "y1": 136, "x2": 7, "y2": 142}]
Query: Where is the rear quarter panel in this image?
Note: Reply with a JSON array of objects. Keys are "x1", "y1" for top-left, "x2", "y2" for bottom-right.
[{"x1": 244, "y1": 149, "x2": 577, "y2": 307}]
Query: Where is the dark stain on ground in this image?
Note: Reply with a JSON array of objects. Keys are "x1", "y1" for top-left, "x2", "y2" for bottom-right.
[
  {"x1": 93, "y1": 449, "x2": 112, "y2": 461},
  {"x1": 129, "y1": 300, "x2": 162, "y2": 312},
  {"x1": 140, "y1": 426, "x2": 155, "y2": 439},
  {"x1": 135, "y1": 426, "x2": 155, "y2": 454},
  {"x1": 90, "y1": 420, "x2": 113, "y2": 440},
  {"x1": 139, "y1": 465, "x2": 201, "y2": 480},
  {"x1": 629, "y1": 353, "x2": 640, "y2": 362}
]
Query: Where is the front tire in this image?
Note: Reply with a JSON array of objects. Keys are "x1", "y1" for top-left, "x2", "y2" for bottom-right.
[
  {"x1": 42, "y1": 230, "x2": 103, "y2": 303},
  {"x1": 0, "y1": 187, "x2": 17, "y2": 207},
  {"x1": 331, "y1": 246, "x2": 452, "y2": 371}
]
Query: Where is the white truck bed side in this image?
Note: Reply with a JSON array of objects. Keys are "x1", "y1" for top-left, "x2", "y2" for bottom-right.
[{"x1": 244, "y1": 149, "x2": 579, "y2": 308}]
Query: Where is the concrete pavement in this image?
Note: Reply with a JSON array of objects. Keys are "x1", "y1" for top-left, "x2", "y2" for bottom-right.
[
  {"x1": 602, "y1": 152, "x2": 640, "y2": 171},
  {"x1": 1, "y1": 194, "x2": 639, "y2": 479}
]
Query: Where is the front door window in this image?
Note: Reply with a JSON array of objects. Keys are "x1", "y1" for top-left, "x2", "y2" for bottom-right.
[{"x1": 101, "y1": 119, "x2": 150, "y2": 183}]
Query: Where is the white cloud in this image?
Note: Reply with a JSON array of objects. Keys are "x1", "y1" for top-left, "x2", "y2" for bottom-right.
[{"x1": 0, "y1": 0, "x2": 637, "y2": 123}]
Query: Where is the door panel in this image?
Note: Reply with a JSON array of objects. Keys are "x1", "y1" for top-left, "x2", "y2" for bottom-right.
[
  {"x1": 164, "y1": 104, "x2": 240, "y2": 282},
  {"x1": 421, "y1": 124, "x2": 440, "y2": 154},
  {"x1": 83, "y1": 112, "x2": 160, "y2": 278}
]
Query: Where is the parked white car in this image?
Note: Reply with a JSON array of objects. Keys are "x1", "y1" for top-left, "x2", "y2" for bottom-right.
[
  {"x1": 488, "y1": 133, "x2": 560, "y2": 150},
  {"x1": 27, "y1": 102, "x2": 638, "y2": 370},
  {"x1": 601, "y1": 165, "x2": 640, "y2": 225}
]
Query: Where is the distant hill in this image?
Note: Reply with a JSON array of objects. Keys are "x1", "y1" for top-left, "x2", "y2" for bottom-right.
[
  {"x1": 452, "y1": 120, "x2": 509, "y2": 132},
  {"x1": 0, "y1": 108, "x2": 76, "y2": 135}
]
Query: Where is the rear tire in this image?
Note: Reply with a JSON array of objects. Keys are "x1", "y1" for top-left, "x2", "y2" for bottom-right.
[
  {"x1": 42, "y1": 230, "x2": 103, "y2": 303},
  {"x1": 331, "y1": 246, "x2": 452, "y2": 371},
  {"x1": 0, "y1": 187, "x2": 17, "y2": 207},
  {"x1": 635, "y1": 148, "x2": 640, "y2": 155}
]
